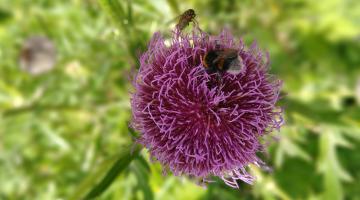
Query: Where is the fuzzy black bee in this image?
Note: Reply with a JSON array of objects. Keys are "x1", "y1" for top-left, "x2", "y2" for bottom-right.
[
  {"x1": 202, "y1": 48, "x2": 243, "y2": 75},
  {"x1": 176, "y1": 9, "x2": 197, "y2": 31}
]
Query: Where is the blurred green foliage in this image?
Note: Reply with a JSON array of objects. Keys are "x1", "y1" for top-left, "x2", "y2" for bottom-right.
[{"x1": 0, "y1": 0, "x2": 359, "y2": 199}]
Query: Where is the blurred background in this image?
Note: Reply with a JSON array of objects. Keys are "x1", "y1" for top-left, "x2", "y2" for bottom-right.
[{"x1": 0, "y1": 0, "x2": 359, "y2": 199}]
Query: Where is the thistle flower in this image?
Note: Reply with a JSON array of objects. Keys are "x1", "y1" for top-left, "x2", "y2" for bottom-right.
[{"x1": 131, "y1": 29, "x2": 283, "y2": 188}]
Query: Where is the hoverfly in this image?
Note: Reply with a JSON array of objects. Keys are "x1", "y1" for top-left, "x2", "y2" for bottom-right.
[{"x1": 175, "y1": 9, "x2": 197, "y2": 31}]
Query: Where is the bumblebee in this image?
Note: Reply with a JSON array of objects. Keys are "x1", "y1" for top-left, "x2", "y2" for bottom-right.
[
  {"x1": 202, "y1": 48, "x2": 243, "y2": 75},
  {"x1": 176, "y1": 9, "x2": 197, "y2": 31}
]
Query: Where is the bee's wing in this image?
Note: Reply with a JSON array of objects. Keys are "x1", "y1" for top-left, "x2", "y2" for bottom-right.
[
  {"x1": 226, "y1": 57, "x2": 243, "y2": 75},
  {"x1": 165, "y1": 15, "x2": 181, "y2": 26}
]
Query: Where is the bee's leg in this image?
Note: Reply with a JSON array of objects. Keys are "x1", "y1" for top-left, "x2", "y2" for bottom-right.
[
  {"x1": 193, "y1": 19, "x2": 198, "y2": 28},
  {"x1": 216, "y1": 73, "x2": 223, "y2": 86},
  {"x1": 214, "y1": 40, "x2": 221, "y2": 49},
  {"x1": 193, "y1": 19, "x2": 203, "y2": 33}
]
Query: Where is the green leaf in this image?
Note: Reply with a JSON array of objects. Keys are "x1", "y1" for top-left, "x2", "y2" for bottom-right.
[
  {"x1": 0, "y1": 8, "x2": 12, "y2": 23},
  {"x1": 275, "y1": 137, "x2": 311, "y2": 167},
  {"x1": 132, "y1": 158, "x2": 154, "y2": 200},
  {"x1": 97, "y1": 0, "x2": 127, "y2": 32},
  {"x1": 275, "y1": 127, "x2": 311, "y2": 167},
  {"x1": 166, "y1": 0, "x2": 180, "y2": 14},
  {"x1": 69, "y1": 144, "x2": 142, "y2": 200},
  {"x1": 318, "y1": 129, "x2": 354, "y2": 200},
  {"x1": 126, "y1": 0, "x2": 133, "y2": 25}
]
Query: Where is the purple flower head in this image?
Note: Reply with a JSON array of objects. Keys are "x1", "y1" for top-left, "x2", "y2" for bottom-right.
[{"x1": 131, "y1": 29, "x2": 283, "y2": 188}]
